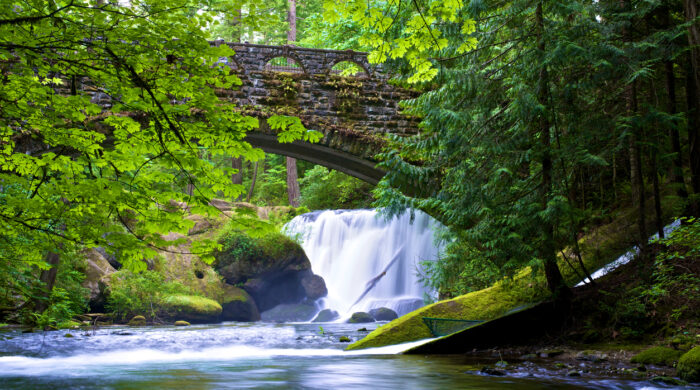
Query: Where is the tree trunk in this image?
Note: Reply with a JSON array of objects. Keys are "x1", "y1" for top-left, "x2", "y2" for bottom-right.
[
  {"x1": 232, "y1": 157, "x2": 243, "y2": 201},
  {"x1": 246, "y1": 161, "x2": 259, "y2": 202},
  {"x1": 232, "y1": 8, "x2": 242, "y2": 43},
  {"x1": 286, "y1": 157, "x2": 301, "y2": 207},
  {"x1": 285, "y1": 0, "x2": 301, "y2": 207},
  {"x1": 663, "y1": 6, "x2": 688, "y2": 200},
  {"x1": 287, "y1": 0, "x2": 297, "y2": 44},
  {"x1": 629, "y1": 81, "x2": 649, "y2": 253},
  {"x1": 34, "y1": 252, "x2": 60, "y2": 314},
  {"x1": 685, "y1": 0, "x2": 700, "y2": 216},
  {"x1": 651, "y1": 146, "x2": 665, "y2": 239},
  {"x1": 535, "y1": 2, "x2": 568, "y2": 298}
]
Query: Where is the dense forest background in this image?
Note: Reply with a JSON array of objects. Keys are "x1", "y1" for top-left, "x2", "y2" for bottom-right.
[{"x1": 1, "y1": 0, "x2": 698, "y2": 332}]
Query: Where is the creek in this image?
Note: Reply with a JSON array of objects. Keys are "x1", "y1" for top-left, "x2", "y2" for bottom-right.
[
  {"x1": 0, "y1": 210, "x2": 678, "y2": 389},
  {"x1": 0, "y1": 323, "x2": 668, "y2": 389}
]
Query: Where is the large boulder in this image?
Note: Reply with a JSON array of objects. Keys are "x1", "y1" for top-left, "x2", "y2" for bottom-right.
[
  {"x1": 220, "y1": 285, "x2": 260, "y2": 322},
  {"x1": 348, "y1": 312, "x2": 375, "y2": 323},
  {"x1": 369, "y1": 307, "x2": 398, "y2": 322},
  {"x1": 81, "y1": 248, "x2": 116, "y2": 312},
  {"x1": 312, "y1": 309, "x2": 339, "y2": 322},
  {"x1": 301, "y1": 274, "x2": 328, "y2": 300},
  {"x1": 677, "y1": 346, "x2": 700, "y2": 382},
  {"x1": 260, "y1": 302, "x2": 318, "y2": 323},
  {"x1": 159, "y1": 295, "x2": 222, "y2": 324},
  {"x1": 214, "y1": 231, "x2": 319, "y2": 312}
]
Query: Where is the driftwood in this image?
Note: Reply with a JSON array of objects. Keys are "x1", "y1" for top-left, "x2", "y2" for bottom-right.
[{"x1": 349, "y1": 246, "x2": 405, "y2": 310}]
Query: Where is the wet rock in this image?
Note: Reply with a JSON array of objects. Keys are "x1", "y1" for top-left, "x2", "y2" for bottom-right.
[
  {"x1": 538, "y1": 349, "x2": 564, "y2": 358},
  {"x1": 260, "y1": 302, "x2": 317, "y2": 322},
  {"x1": 128, "y1": 315, "x2": 146, "y2": 326},
  {"x1": 369, "y1": 307, "x2": 398, "y2": 322},
  {"x1": 64, "y1": 333, "x2": 74, "y2": 338},
  {"x1": 312, "y1": 309, "x2": 339, "y2": 323},
  {"x1": 520, "y1": 354, "x2": 537, "y2": 360},
  {"x1": 174, "y1": 320, "x2": 190, "y2": 326},
  {"x1": 112, "y1": 331, "x2": 135, "y2": 336},
  {"x1": 567, "y1": 370, "x2": 581, "y2": 377},
  {"x1": 576, "y1": 351, "x2": 608, "y2": 363},
  {"x1": 357, "y1": 327, "x2": 369, "y2": 332},
  {"x1": 339, "y1": 336, "x2": 351, "y2": 343},
  {"x1": 347, "y1": 312, "x2": 375, "y2": 323},
  {"x1": 650, "y1": 376, "x2": 686, "y2": 386},
  {"x1": 480, "y1": 367, "x2": 505, "y2": 376},
  {"x1": 220, "y1": 285, "x2": 260, "y2": 322},
  {"x1": 301, "y1": 274, "x2": 328, "y2": 300}
]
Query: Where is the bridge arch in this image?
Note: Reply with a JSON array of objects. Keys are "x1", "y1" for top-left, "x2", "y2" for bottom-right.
[
  {"x1": 244, "y1": 132, "x2": 385, "y2": 185},
  {"x1": 263, "y1": 55, "x2": 306, "y2": 74},
  {"x1": 328, "y1": 59, "x2": 370, "y2": 78}
]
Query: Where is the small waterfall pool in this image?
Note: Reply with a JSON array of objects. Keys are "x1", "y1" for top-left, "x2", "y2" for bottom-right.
[{"x1": 284, "y1": 209, "x2": 440, "y2": 319}]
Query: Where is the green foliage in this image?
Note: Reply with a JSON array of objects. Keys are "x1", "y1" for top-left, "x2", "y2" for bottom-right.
[
  {"x1": 31, "y1": 287, "x2": 83, "y2": 330},
  {"x1": 299, "y1": 166, "x2": 373, "y2": 210},
  {"x1": 106, "y1": 269, "x2": 196, "y2": 320},
  {"x1": 641, "y1": 218, "x2": 700, "y2": 321},
  {"x1": 0, "y1": 0, "x2": 313, "y2": 277},
  {"x1": 323, "y1": 0, "x2": 475, "y2": 82}
]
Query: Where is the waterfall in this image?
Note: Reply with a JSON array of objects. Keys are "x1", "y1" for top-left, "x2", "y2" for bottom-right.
[{"x1": 284, "y1": 209, "x2": 440, "y2": 319}]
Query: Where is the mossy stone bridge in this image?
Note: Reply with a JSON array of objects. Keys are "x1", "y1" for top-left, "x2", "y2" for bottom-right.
[{"x1": 210, "y1": 42, "x2": 419, "y2": 184}]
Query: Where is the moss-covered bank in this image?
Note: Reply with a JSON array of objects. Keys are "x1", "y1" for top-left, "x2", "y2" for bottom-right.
[{"x1": 347, "y1": 277, "x2": 546, "y2": 350}]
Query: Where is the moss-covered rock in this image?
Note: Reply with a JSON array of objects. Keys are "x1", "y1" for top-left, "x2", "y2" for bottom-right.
[
  {"x1": 174, "y1": 320, "x2": 190, "y2": 326},
  {"x1": 339, "y1": 336, "x2": 352, "y2": 342},
  {"x1": 677, "y1": 346, "x2": 700, "y2": 382},
  {"x1": 312, "y1": 309, "x2": 339, "y2": 322},
  {"x1": 348, "y1": 312, "x2": 375, "y2": 323},
  {"x1": 369, "y1": 307, "x2": 398, "y2": 322},
  {"x1": 214, "y1": 231, "x2": 310, "y2": 284},
  {"x1": 214, "y1": 230, "x2": 315, "y2": 312},
  {"x1": 630, "y1": 346, "x2": 683, "y2": 366},
  {"x1": 346, "y1": 278, "x2": 544, "y2": 351},
  {"x1": 160, "y1": 295, "x2": 222, "y2": 324},
  {"x1": 128, "y1": 315, "x2": 146, "y2": 326},
  {"x1": 220, "y1": 284, "x2": 260, "y2": 322}
]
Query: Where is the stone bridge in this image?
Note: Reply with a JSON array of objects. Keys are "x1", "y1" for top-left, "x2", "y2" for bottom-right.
[{"x1": 211, "y1": 42, "x2": 419, "y2": 184}]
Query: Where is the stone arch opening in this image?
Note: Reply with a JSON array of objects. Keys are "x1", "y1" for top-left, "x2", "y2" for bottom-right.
[
  {"x1": 329, "y1": 60, "x2": 369, "y2": 77},
  {"x1": 264, "y1": 56, "x2": 305, "y2": 74}
]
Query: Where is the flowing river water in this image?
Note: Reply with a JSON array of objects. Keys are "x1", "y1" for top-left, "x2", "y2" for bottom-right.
[
  {"x1": 0, "y1": 322, "x2": 672, "y2": 389},
  {"x1": 0, "y1": 210, "x2": 683, "y2": 389}
]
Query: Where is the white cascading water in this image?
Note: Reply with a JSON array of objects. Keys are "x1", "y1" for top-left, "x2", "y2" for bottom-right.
[{"x1": 284, "y1": 209, "x2": 441, "y2": 319}]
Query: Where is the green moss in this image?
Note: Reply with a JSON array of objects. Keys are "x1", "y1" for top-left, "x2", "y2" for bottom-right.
[
  {"x1": 162, "y1": 295, "x2": 222, "y2": 317},
  {"x1": 677, "y1": 346, "x2": 700, "y2": 382},
  {"x1": 630, "y1": 346, "x2": 683, "y2": 366},
  {"x1": 174, "y1": 320, "x2": 190, "y2": 326},
  {"x1": 346, "y1": 278, "x2": 546, "y2": 351}
]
